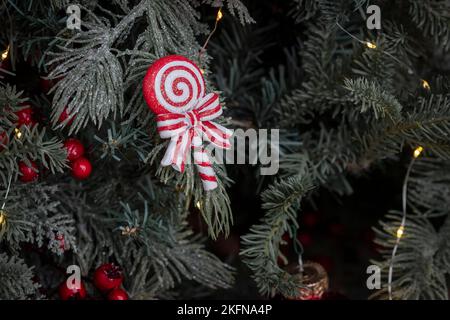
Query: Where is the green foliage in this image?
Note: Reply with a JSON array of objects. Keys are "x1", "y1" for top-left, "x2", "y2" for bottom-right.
[
  {"x1": 0, "y1": 253, "x2": 41, "y2": 300},
  {"x1": 0, "y1": 183, "x2": 76, "y2": 255},
  {"x1": 408, "y1": 0, "x2": 450, "y2": 51},
  {"x1": 0, "y1": 85, "x2": 67, "y2": 186},
  {"x1": 71, "y1": 181, "x2": 234, "y2": 297},
  {"x1": 344, "y1": 77, "x2": 403, "y2": 120},
  {"x1": 241, "y1": 0, "x2": 450, "y2": 298},
  {"x1": 241, "y1": 174, "x2": 314, "y2": 297}
]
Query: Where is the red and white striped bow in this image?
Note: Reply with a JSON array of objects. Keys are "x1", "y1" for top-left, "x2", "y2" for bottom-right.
[{"x1": 156, "y1": 93, "x2": 232, "y2": 191}]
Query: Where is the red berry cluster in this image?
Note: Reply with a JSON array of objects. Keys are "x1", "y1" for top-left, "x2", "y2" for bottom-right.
[
  {"x1": 63, "y1": 138, "x2": 92, "y2": 180},
  {"x1": 94, "y1": 263, "x2": 128, "y2": 300},
  {"x1": 59, "y1": 263, "x2": 129, "y2": 300}
]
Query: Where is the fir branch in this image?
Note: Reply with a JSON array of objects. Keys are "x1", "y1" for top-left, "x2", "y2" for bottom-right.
[
  {"x1": 371, "y1": 211, "x2": 448, "y2": 300},
  {"x1": 358, "y1": 95, "x2": 450, "y2": 162},
  {"x1": 0, "y1": 183, "x2": 76, "y2": 255},
  {"x1": 344, "y1": 77, "x2": 403, "y2": 120},
  {"x1": 199, "y1": 0, "x2": 255, "y2": 24},
  {"x1": 0, "y1": 253, "x2": 41, "y2": 300},
  {"x1": 408, "y1": 0, "x2": 450, "y2": 51},
  {"x1": 241, "y1": 174, "x2": 315, "y2": 297},
  {"x1": 0, "y1": 125, "x2": 67, "y2": 186}
]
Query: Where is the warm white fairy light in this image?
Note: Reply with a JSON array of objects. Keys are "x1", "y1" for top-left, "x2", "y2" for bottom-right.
[
  {"x1": 396, "y1": 225, "x2": 404, "y2": 239},
  {"x1": 199, "y1": 7, "x2": 224, "y2": 60},
  {"x1": 388, "y1": 146, "x2": 424, "y2": 299},
  {"x1": 336, "y1": 22, "x2": 432, "y2": 94},
  {"x1": 1, "y1": 45, "x2": 9, "y2": 61},
  {"x1": 14, "y1": 128, "x2": 22, "y2": 139},
  {"x1": 216, "y1": 8, "x2": 223, "y2": 22},
  {"x1": 365, "y1": 41, "x2": 377, "y2": 49},
  {"x1": 413, "y1": 146, "x2": 424, "y2": 158},
  {"x1": 421, "y1": 79, "x2": 431, "y2": 91}
]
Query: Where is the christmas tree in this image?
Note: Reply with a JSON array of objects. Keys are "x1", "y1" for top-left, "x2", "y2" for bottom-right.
[{"x1": 1, "y1": 0, "x2": 449, "y2": 301}]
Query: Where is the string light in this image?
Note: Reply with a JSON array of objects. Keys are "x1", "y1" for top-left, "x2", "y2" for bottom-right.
[
  {"x1": 336, "y1": 22, "x2": 432, "y2": 92},
  {"x1": 195, "y1": 201, "x2": 202, "y2": 210},
  {"x1": 1, "y1": 45, "x2": 9, "y2": 61},
  {"x1": 14, "y1": 128, "x2": 22, "y2": 139},
  {"x1": 387, "y1": 145, "x2": 423, "y2": 299},
  {"x1": 413, "y1": 146, "x2": 424, "y2": 158},
  {"x1": 365, "y1": 41, "x2": 377, "y2": 49},
  {"x1": 396, "y1": 225, "x2": 404, "y2": 239},
  {"x1": 216, "y1": 8, "x2": 223, "y2": 22},
  {"x1": 421, "y1": 79, "x2": 431, "y2": 91},
  {"x1": 199, "y1": 8, "x2": 224, "y2": 60}
]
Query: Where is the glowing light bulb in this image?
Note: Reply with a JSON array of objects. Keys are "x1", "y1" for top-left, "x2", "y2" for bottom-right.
[
  {"x1": 413, "y1": 146, "x2": 423, "y2": 158},
  {"x1": 365, "y1": 41, "x2": 377, "y2": 49},
  {"x1": 14, "y1": 128, "x2": 22, "y2": 139},
  {"x1": 396, "y1": 226, "x2": 404, "y2": 239},
  {"x1": 421, "y1": 79, "x2": 431, "y2": 90},
  {"x1": 1, "y1": 45, "x2": 9, "y2": 61},
  {"x1": 195, "y1": 201, "x2": 202, "y2": 210},
  {"x1": 216, "y1": 9, "x2": 223, "y2": 22}
]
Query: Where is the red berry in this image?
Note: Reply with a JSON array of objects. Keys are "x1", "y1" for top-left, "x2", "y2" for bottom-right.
[
  {"x1": 58, "y1": 107, "x2": 75, "y2": 125},
  {"x1": 18, "y1": 160, "x2": 39, "y2": 182},
  {"x1": 0, "y1": 131, "x2": 8, "y2": 151},
  {"x1": 59, "y1": 280, "x2": 86, "y2": 300},
  {"x1": 15, "y1": 107, "x2": 35, "y2": 127},
  {"x1": 64, "y1": 139, "x2": 85, "y2": 161},
  {"x1": 107, "y1": 288, "x2": 129, "y2": 300},
  {"x1": 93, "y1": 263, "x2": 124, "y2": 292},
  {"x1": 71, "y1": 157, "x2": 92, "y2": 180}
]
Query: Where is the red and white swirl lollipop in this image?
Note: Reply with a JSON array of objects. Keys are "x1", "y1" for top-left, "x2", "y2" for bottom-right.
[
  {"x1": 143, "y1": 55, "x2": 232, "y2": 191},
  {"x1": 143, "y1": 55, "x2": 205, "y2": 115}
]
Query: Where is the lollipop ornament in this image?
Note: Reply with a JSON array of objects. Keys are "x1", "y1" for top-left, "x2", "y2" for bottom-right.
[{"x1": 143, "y1": 55, "x2": 231, "y2": 191}]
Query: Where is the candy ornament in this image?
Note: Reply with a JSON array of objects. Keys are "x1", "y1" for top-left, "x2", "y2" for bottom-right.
[{"x1": 142, "y1": 55, "x2": 231, "y2": 191}]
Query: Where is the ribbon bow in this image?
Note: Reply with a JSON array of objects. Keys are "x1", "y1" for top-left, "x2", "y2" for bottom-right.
[{"x1": 156, "y1": 93, "x2": 232, "y2": 191}]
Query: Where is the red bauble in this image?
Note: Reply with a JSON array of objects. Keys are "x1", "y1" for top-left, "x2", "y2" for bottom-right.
[
  {"x1": 58, "y1": 107, "x2": 75, "y2": 125},
  {"x1": 15, "y1": 107, "x2": 35, "y2": 127},
  {"x1": 93, "y1": 263, "x2": 124, "y2": 292},
  {"x1": 107, "y1": 288, "x2": 129, "y2": 300},
  {"x1": 71, "y1": 157, "x2": 92, "y2": 180},
  {"x1": 64, "y1": 139, "x2": 85, "y2": 161},
  {"x1": 19, "y1": 160, "x2": 39, "y2": 182},
  {"x1": 59, "y1": 280, "x2": 87, "y2": 300}
]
